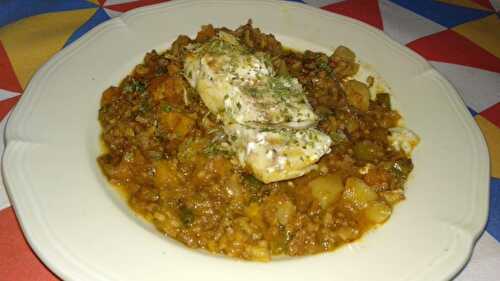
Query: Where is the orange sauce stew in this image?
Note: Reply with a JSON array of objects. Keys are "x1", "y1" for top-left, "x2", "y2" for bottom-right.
[{"x1": 98, "y1": 22, "x2": 414, "y2": 261}]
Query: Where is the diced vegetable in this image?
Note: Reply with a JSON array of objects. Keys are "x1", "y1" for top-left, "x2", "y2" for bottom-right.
[
  {"x1": 332, "y1": 46, "x2": 359, "y2": 77},
  {"x1": 211, "y1": 156, "x2": 232, "y2": 178},
  {"x1": 100, "y1": 86, "x2": 118, "y2": 106},
  {"x1": 153, "y1": 160, "x2": 179, "y2": 188},
  {"x1": 179, "y1": 206, "x2": 195, "y2": 225},
  {"x1": 148, "y1": 76, "x2": 185, "y2": 105},
  {"x1": 135, "y1": 187, "x2": 159, "y2": 202},
  {"x1": 134, "y1": 64, "x2": 150, "y2": 76},
  {"x1": 245, "y1": 202, "x2": 264, "y2": 226},
  {"x1": 309, "y1": 173, "x2": 344, "y2": 209},
  {"x1": 243, "y1": 174, "x2": 264, "y2": 189},
  {"x1": 388, "y1": 127, "x2": 420, "y2": 156},
  {"x1": 101, "y1": 160, "x2": 132, "y2": 181},
  {"x1": 392, "y1": 158, "x2": 414, "y2": 180},
  {"x1": 157, "y1": 209, "x2": 182, "y2": 237},
  {"x1": 343, "y1": 177, "x2": 378, "y2": 209},
  {"x1": 171, "y1": 35, "x2": 191, "y2": 56},
  {"x1": 353, "y1": 140, "x2": 384, "y2": 162},
  {"x1": 375, "y1": 93, "x2": 391, "y2": 109},
  {"x1": 363, "y1": 167, "x2": 390, "y2": 189},
  {"x1": 274, "y1": 59, "x2": 289, "y2": 75},
  {"x1": 345, "y1": 80, "x2": 370, "y2": 112},
  {"x1": 123, "y1": 78, "x2": 146, "y2": 94},
  {"x1": 345, "y1": 116, "x2": 360, "y2": 133},
  {"x1": 364, "y1": 201, "x2": 392, "y2": 223},
  {"x1": 276, "y1": 201, "x2": 296, "y2": 225},
  {"x1": 162, "y1": 104, "x2": 173, "y2": 112},
  {"x1": 160, "y1": 111, "x2": 195, "y2": 137},
  {"x1": 334, "y1": 226, "x2": 359, "y2": 241},
  {"x1": 245, "y1": 241, "x2": 270, "y2": 262},
  {"x1": 333, "y1": 46, "x2": 355, "y2": 63},
  {"x1": 329, "y1": 131, "x2": 347, "y2": 145},
  {"x1": 366, "y1": 76, "x2": 374, "y2": 87},
  {"x1": 196, "y1": 24, "x2": 216, "y2": 42},
  {"x1": 167, "y1": 63, "x2": 181, "y2": 76},
  {"x1": 380, "y1": 189, "x2": 405, "y2": 206}
]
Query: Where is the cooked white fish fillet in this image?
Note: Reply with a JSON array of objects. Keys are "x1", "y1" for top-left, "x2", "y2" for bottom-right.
[
  {"x1": 388, "y1": 127, "x2": 420, "y2": 156},
  {"x1": 225, "y1": 124, "x2": 332, "y2": 183},
  {"x1": 184, "y1": 32, "x2": 271, "y2": 114},
  {"x1": 184, "y1": 32, "x2": 318, "y2": 128},
  {"x1": 226, "y1": 76, "x2": 318, "y2": 129},
  {"x1": 184, "y1": 32, "x2": 331, "y2": 183}
]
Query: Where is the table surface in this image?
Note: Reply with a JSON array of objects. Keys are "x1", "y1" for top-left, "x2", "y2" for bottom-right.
[{"x1": 0, "y1": 0, "x2": 499, "y2": 280}]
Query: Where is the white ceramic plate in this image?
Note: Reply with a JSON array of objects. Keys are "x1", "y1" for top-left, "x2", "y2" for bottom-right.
[{"x1": 3, "y1": 1, "x2": 489, "y2": 280}]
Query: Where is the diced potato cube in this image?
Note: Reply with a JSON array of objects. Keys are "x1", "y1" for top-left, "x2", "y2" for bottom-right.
[
  {"x1": 134, "y1": 64, "x2": 150, "y2": 76},
  {"x1": 148, "y1": 76, "x2": 185, "y2": 105},
  {"x1": 276, "y1": 201, "x2": 296, "y2": 225},
  {"x1": 335, "y1": 226, "x2": 359, "y2": 241},
  {"x1": 345, "y1": 80, "x2": 370, "y2": 112},
  {"x1": 100, "y1": 159, "x2": 132, "y2": 181},
  {"x1": 343, "y1": 177, "x2": 378, "y2": 209},
  {"x1": 245, "y1": 241, "x2": 270, "y2": 262},
  {"x1": 153, "y1": 160, "x2": 179, "y2": 188},
  {"x1": 353, "y1": 140, "x2": 384, "y2": 162},
  {"x1": 332, "y1": 46, "x2": 359, "y2": 77},
  {"x1": 196, "y1": 24, "x2": 216, "y2": 42},
  {"x1": 160, "y1": 112, "x2": 195, "y2": 137},
  {"x1": 333, "y1": 46, "x2": 356, "y2": 63},
  {"x1": 381, "y1": 189, "x2": 405, "y2": 206},
  {"x1": 245, "y1": 202, "x2": 264, "y2": 226},
  {"x1": 309, "y1": 173, "x2": 344, "y2": 209},
  {"x1": 364, "y1": 201, "x2": 392, "y2": 224},
  {"x1": 101, "y1": 86, "x2": 118, "y2": 106},
  {"x1": 211, "y1": 156, "x2": 232, "y2": 178},
  {"x1": 158, "y1": 209, "x2": 181, "y2": 237}
]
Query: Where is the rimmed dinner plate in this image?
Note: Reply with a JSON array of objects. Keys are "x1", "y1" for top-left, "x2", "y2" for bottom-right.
[{"x1": 2, "y1": 0, "x2": 489, "y2": 280}]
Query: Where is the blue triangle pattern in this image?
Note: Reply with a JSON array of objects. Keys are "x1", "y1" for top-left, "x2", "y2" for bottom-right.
[
  {"x1": 389, "y1": 0, "x2": 493, "y2": 28},
  {"x1": 468, "y1": 106, "x2": 478, "y2": 116},
  {"x1": 0, "y1": 0, "x2": 97, "y2": 27},
  {"x1": 64, "y1": 8, "x2": 110, "y2": 47},
  {"x1": 286, "y1": 0, "x2": 305, "y2": 3},
  {"x1": 486, "y1": 177, "x2": 500, "y2": 242}
]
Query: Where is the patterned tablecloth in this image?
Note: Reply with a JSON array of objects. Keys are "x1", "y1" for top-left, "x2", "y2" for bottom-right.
[{"x1": 0, "y1": 0, "x2": 498, "y2": 280}]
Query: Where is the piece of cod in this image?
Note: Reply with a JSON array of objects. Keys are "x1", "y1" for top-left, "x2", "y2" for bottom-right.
[{"x1": 184, "y1": 32, "x2": 332, "y2": 183}]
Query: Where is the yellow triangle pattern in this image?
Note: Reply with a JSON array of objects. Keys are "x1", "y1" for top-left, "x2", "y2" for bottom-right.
[
  {"x1": 86, "y1": 0, "x2": 101, "y2": 5},
  {"x1": 475, "y1": 115, "x2": 500, "y2": 178},
  {"x1": 437, "y1": 0, "x2": 492, "y2": 11},
  {"x1": 453, "y1": 15, "x2": 500, "y2": 59},
  {"x1": 0, "y1": 8, "x2": 96, "y2": 89}
]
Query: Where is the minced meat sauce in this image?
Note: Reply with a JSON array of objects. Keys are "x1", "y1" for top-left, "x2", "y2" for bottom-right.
[{"x1": 98, "y1": 22, "x2": 416, "y2": 261}]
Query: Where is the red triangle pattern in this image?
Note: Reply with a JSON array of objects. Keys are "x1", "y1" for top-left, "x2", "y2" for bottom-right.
[
  {"x1": 98, "y1": 0, "x2": 106, "y2": 6},
  {"x1": 480, "y1": 102, "x2": 500, "y2": 127},
  {"x1": 470, "y1": 0, "x2": 494, "y2": 10},
  {"x1": 322, "y1": 0, "x2": 383, "y2": 30},
  {"x1": 0, "y1": 208, "x2": 59, "y2": 281},
  {"x1": 407, "y1": 29, "x2": 500, "y2": 73},
  {"x1": 0, "y1": 95, "x2": 20, "y2": 121},
  {"x1": 105, "y1": 0, "x2": 170, "y2": 12},
  {"x1": 0, "y1": 42, "x2": 22, "y2": 93}
]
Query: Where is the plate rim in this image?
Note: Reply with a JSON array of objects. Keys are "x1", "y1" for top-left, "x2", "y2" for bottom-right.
[{"x1": 2, "y1": 0, "x2": 490, "y2": 280}]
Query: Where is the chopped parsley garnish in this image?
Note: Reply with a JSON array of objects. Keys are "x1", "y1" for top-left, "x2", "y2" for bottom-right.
[
  {"x1": 204, "y1": 141, "x2": 235, "y2": 158},
  {"x1": 179, "y1": 206, "x2": 194, "y2": 225},
  {"x1": 162, "y1": 104, "x2": 173, "y2": 112},
  {"x1": 329, "y1": 131, "x2": 347, "y2": 145},
  {"x1": 123, "y1": 79, "x2": 147, "y2": 94},
  {"x1": 243, "y1": 174, "x2": 264, "y2": 189}
]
